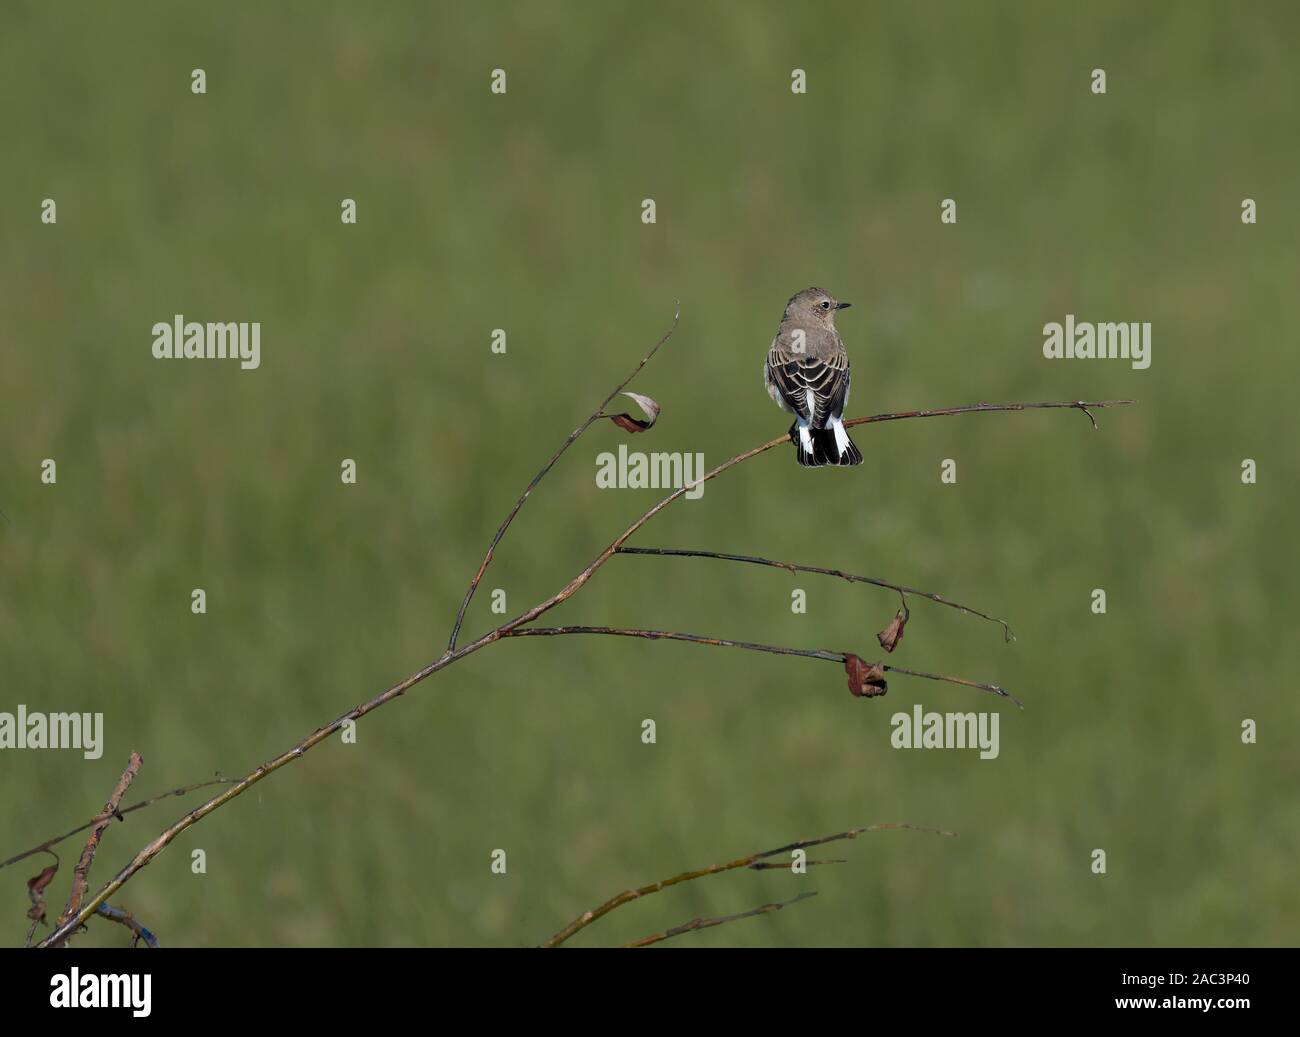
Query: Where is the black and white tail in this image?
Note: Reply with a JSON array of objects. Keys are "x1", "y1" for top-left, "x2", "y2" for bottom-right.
[{"x1": 791, "y1": 417, "x2": 863, "y2": 468}]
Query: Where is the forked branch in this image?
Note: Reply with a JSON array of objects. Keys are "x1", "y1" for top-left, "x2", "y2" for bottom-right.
[
  {"x1": 542, "y1": 822, "x2": 954, "y2": 947},
  {"x1": 504, "y1": 626, "x2": 1020, "y2": 705},
  {"x1": 617, "y1": 546, "x2": 1014, "y2": 641},
  {"x1": 447, "y1": 302, "x2": 682, "y2": 651},
  {"x1": 24, "y1": 302, "x2": 1133, "y2": 948},
  {"x1": 48, "y1": 751, "x2": 142, "y2": 947},
  {"x1": 1, "y1": 776, "x2": 234, "y2": 874},
  {"x1": 95, "y1": 903, "x2": 160, "y2": 948}
]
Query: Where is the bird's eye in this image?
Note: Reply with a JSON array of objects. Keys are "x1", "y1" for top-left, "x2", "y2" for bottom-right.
[{"x1": 820, "y1": 300, "x2": 831, "y2": 310}]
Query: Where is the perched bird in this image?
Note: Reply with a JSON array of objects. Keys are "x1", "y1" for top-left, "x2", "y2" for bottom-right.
[{"x1": 764, "y1": 286, "x2": 863, "y2": 467}]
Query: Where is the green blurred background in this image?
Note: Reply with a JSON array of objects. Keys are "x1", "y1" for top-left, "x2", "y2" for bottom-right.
[{"x1": 2, "y1": 1, "x2": 1296, "y2": 947}]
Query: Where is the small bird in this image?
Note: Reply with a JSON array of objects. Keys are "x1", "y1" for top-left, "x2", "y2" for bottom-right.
[{"x1": 764, "y1": 287, "x2": 863, "y2": 467}]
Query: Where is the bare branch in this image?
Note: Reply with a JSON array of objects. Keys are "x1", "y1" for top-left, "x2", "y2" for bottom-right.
[
  {"x1": 27, "y1": 298, "x2": 1126, "y2": 945},
  {"x1": 843, "y1": 398, "x2": 1134, "y2": 430},
  {"x1": 617, "y1": 546, "x2": 1014, "y2": 642},
  {"x1": 623, "y1": 891, "x2": 818, "y2": 947},
  {"x1": 95, "y1": 903, "x2": 160, "y2": 948},
  {"x1": 503, "y1": 625, "x2": 1020, "y2": 706},
  {"x1": 446, "y1": 302, "x2": 681, "y2": 651},
  {"x1": 542, "y1": 822, "x2": 952, "y2": 947},
  {"x1": 50, "y1": 752, "x2": 142, "y2": 946},
  {"x1": 884, "y1": 662, "x2": 1022, "y2": 708},
  {"x1": 2, "y1": 776, "x2": 235, "y2": 874}
]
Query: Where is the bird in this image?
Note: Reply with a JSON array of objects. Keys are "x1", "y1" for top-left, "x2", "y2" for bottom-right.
[{"x1": 763, "y1": 286, "x2": 863, "y2": 467}]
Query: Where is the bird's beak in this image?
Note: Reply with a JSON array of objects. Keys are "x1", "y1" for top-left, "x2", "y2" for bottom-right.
[{"x1": 835, "y1": 302, "x2": 852, "y2": 309}]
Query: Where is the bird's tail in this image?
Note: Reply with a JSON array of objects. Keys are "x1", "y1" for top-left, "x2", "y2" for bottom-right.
[{"x1": 791, "y1": 418, "x2": 863, "y2": 467}]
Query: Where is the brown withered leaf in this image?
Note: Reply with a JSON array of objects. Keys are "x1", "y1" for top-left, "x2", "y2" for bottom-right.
[
  {"x1": 26, "y1": 861, "x2": 58, "y2": 924},
  {"x1": 606, "y1": 391, "x2": 661, "y2": 433},
  {"x1": 877, "y1": 605, "x2": 910, "y2": 653},
  {"x1": 844, "y1": 654, "x2": 888, "y2": 698}
]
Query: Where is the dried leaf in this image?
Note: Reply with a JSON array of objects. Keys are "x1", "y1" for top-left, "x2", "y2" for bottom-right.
[
  {"x1": 26, "y1": 861, "x2": 58, "y2": 924},
  {"x1": 607, "y1": 391, "x2": 661, "y2": 433},
  {"x1": 877, "y1": 606, "x2": 910, "y2": 653},
  {"x1": 844, "y1": 654, "x2": 888, "y2": 698},
  {"x1": 622, "y1": 392, "x2": 660, "y2": 424}
]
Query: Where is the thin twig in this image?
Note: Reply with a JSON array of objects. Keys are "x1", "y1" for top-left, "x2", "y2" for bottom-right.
[
  {"x1": 844, "y1": 399, "x2": 1134, "y2": 430},
  {"x1": 446, "y1": 302, "x2": 681, "y2": 651},
  {"x1": 542, "y1": 822, "x2": 952, "y2": 947},
  {"x1": 617, "y1": 546, "x2": 1014, "y2": 642},
  {"x1": 50, "y1": 752, "x2": 142, "y2": 946},
  {"x1": 503, "y1": 625, "x2": 1021, "y2": 706},
  {"x1": 29, "y1": 297, "x2": 1128, "y2": 945},
  {"x1": 623, "y1": 891, "x2": 818, "y2": 947},
  {"x1": 508, "y1": 625, "x2": 845, "y2": 661},
  {"x1": 886, "y1": 662, "x2": 1022, "y2": 708},
  {"x1": 95, "y1": 903, "x2": 160, "y2": 948},
  {"x1": 2, "y1": 777, "x2": 235, "y2": 873}
]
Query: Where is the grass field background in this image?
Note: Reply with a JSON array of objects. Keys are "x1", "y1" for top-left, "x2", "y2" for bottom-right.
[{"x1": 2, "y1": 1, "x2": 1297, "y2": 946}]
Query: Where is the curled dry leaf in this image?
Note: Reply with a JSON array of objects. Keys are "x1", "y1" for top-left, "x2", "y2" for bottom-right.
[
  {"x1": 877, "y1": 605, "x2": 910, "y2": 653},
  {"x1": 607, "y1": 391, "x2": 661, "y2": 433},
  {"x1": 844, "y1": 654, "x2": 888, "y2": 698},
  {"x1": 27, "y1": 861, "x2": 58, "y2": 924}
]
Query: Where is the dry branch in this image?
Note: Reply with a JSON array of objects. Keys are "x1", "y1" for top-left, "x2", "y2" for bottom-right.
[
  {"x1": 542, "y1": 822, "x2": 953, "y2": 947},
  {"x1": 1, "y1": 776, "x2": 234, "y2": 874},
  {"x1": 503, "y1": 626, "x2": 1020, "y2": 705},
  {"x1": 95, "y1": 903, "x2": 160, "y2": 948},
  {"x1": 617, "y1": 546, "x2": 1013, "y2": 641},
  {"x1": 446, "y1": 303, "x2": 681, "y2": 651},
  {"x1": 623, "y1": 891, "x2": 818, "y2": 947},
  {"x1": 24, "y1": 302, "x2": 1133, "y2": 948},
  {"x1": 49, "y1": 751, "x2": 142, "y2": 946}
]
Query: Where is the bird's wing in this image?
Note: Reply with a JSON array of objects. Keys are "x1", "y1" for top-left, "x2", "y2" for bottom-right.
[{"x1": 766, "y1": 341, "x2": 850, "y2": 428}]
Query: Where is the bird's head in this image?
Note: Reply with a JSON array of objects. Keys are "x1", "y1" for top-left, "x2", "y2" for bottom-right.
[{"x1": 784, "y1": 286, "x2": 851, "y2": 326}]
